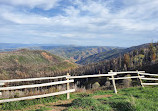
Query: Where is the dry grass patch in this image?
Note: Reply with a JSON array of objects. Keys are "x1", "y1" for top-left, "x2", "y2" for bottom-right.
[{"x1": 93, "y1": 94, "x2": 113, "y2": 99}]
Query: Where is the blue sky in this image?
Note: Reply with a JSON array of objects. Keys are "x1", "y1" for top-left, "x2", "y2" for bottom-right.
[{"x1": 0, "y1": 0, "x2": 158, "y2": 47}]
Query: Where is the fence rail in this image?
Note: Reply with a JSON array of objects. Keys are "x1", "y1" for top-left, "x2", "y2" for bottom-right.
[
  {"x1": 0, "y1": 74, "x2": 75, "y2": 103},
  {"x1": 0, "y1": 80, "x2": 74, "y2": 91},
  {"x1": 0, "y1": 70, "x2": 158, "y2": 103},
  {"x1": 0, "y1": 83, "x2": 4, "y2": 86},
  {"x1": 142, "y1": 83, "x2": 158, "y2": 85},
  {"x1": 67, "y1": 73, "x2": 116, "y2": 79},
  {"x1": 0, "y1": 75, "x2": 67, "y2": 83},
  {"x1": 108, "y1": 71, "x2": 145, "y2": 74},
  {"x1": 0, "y1": 89, "x2": 75, "y2": 103},
  {"x1": 141, "y1": 78, "x2": 158, "y2": 80},
  {"x1": 109, "y1": 76, "x2": 144, "y2": 80},
  {"x1": 139, "y1": 73, "x2": 158, "y2": 76}
]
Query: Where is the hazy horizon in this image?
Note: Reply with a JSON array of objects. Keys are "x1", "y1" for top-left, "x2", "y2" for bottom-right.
[{"x1": 0, "y1": 42, "x2": 153, "y2": 48}]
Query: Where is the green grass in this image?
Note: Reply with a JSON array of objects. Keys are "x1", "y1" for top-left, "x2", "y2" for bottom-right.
[
  {"x1": 34, "y1": 106, "x2": 52, "y2": 111},
  {"x1": 65, "y1": 97, "x2": 111, "y2": 111},
  {"x1": 1, "y1": 86, "x2": 158, "y2": 111},
  {"x1": 66, "y1": 86, "x2": 158, "y2": 111},
  {"x1": 1, "y1": 94, "x2": 67, "y2": 110}
]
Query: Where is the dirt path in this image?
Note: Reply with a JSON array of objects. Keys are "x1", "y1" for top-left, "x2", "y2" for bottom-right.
[
  {"x1": 93, "y1": 95, "x2": 113, "y2": 99},
  {"x1": 18, "y1": 99, "x2": 74, "y2": 111},
  {"x1": 46, "y1": 99, "x2": 74, "y2": 111}
]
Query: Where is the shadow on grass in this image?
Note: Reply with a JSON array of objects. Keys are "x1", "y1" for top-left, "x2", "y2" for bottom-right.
[
  {"x1": 109, "y1": 101, "x2": 136, "y2": 111},
  {"x1": 54, "y1": 103, "x2": 72, "y2": 107}
]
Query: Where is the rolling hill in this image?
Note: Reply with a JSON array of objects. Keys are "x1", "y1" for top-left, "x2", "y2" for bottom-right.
[
  {"x1": 77, "y1": 48, "x2": 122, "y2": 65},
  {"x1": 77, "y1": 43, "x2": 151, "y2": 65},
  {"x1": 0, "y1": 49, "x2": 77, "y2": 79}
]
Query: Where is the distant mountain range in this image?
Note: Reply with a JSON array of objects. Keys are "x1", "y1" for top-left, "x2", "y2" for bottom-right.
[
  {"x1": 0, "y1": 43, "x2": 120, "y2": 62},
  {"x1": 0, "y1": 43, "x2": 63, "y2": 51}
]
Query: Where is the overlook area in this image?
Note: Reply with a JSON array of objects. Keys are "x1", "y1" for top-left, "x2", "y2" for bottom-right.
[{"x1": 0, "y1": 0, "x2": 158, "y2": 110}]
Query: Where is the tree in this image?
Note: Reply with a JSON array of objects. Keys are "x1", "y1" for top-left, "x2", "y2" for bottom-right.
[
  {"x1": 123, "y1": 74, "x2": 132, "y2": 88},
  {"x1": 124, "y1": 54, "x2": 130, "y2": 68},
  {"x1": 149, "y1": 43, "x2": 156, "y2": 62}
]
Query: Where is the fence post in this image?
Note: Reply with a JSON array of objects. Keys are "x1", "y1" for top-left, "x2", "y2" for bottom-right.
[
  {"x1": 0, "y1": 82, "x2": 4, "y2": 97},
  {"x1": 110, "y1": 70, "x2": 117, "y2": 94},
  {"x1": 136, "y1": 70, "x2": 144, "y2": 88},
  {"x1": 99, "y1": 70, "x2": 101, "y2": 80},
  {"x1": 67, "y1": 73, "x2": 70, "y2": 99}
]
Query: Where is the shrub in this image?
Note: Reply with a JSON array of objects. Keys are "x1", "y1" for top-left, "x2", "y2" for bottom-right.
[
  {"x1": 105, "y1": 80, "x2": 111, "y2": 88},
  {"x1": 123, "y1": 74, "x2": 132, "y2": 88},
  {"x1": 92, "y1": 82, "x2": 100, "y2": 89}
]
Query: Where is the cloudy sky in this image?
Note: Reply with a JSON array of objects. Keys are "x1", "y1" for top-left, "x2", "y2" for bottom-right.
[{"x1": 0, "y1": 0, "x2": 158, "y2": 47}]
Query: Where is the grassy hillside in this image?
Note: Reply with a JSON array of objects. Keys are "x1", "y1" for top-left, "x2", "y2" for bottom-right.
[
  {"x1": 0, "y1": 49, "x2": 77, "y2": 79},
  {"x1": 1, "y1": 86, "x2": 158, "y2": 111}
]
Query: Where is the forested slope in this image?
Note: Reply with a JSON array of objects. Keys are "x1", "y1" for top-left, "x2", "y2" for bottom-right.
[
  {"x1": 70, "y1": 43, "x2": 158, "y2": 75},
  {"x1": 77, "y1": 43, "x2": 151, "y2": 65},
  {"x1": 0, "y1": 49, "x2": 77, "y2": 79}
]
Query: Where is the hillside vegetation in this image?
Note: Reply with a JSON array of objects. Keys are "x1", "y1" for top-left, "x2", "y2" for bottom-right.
[
  {"x1": 70, "y1": 43, "x2": 158, "y2": 76},
  {"x1": 77, "y1": 48, "x2": 122, "y2": 65},
  {"x1": 0, "y1": 49, "x2": 77, "y2": 79},
  {"x1": 77, "y1": 43, "x2": 151, "y2": 65}
]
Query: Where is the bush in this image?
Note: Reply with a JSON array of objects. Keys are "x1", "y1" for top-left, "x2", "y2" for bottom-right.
[
  {"x1": 105, "y1": 80, "x2": 111, "y2": 88},
  {"x1": 123, "y1": 74, "x2": 132, "y2": 88},
  {"x1": 92, "y1": 82, "x2": 100, "y2": 89}
]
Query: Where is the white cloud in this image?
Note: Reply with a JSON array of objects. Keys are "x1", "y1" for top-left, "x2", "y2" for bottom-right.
[
  {"x1": 0, "y1": 0, "x2": 158, "y2": 46},
  {"x1": 1, "y1": 0, "x2": 158, "y2": 31},
  {"x1": 0, "y1": 0, "x2": 60, "y2": 10}
]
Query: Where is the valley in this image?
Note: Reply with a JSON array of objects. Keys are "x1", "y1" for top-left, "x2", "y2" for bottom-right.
[{"x1": 0, "y1": 43, "x2": 158, "y2": 79}]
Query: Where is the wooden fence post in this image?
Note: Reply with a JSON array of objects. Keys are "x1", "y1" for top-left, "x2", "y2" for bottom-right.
[
  {"x1": 0, "y1": 82, "x2": 4, "y2": 97},
  {"x1": 136, "y1": 70, "x2": 144, "y2": 88},
  {"x1": 67, "y1": 73, "x2": 70, "y2": 99},
  {"x1": 110, "y1": 70, "x2": 117, "y2": 94},
  {"x1": 99, "y1": 70, "x2": 101, "y2": 79}
]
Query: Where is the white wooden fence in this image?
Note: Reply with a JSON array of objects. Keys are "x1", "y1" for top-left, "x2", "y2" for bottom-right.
[
  {"x1": 0, "y1": 73, "x2": 75, "y2": 103},
  {"x1": 0, "y1": 70, "x2": 158, "y2": 103},
  {"x1": 108, "y1": 70, "x2": 158, "y2": 94},
  {"x1": 139, "y1": 72, "x2": 158, "y2": 86},
  {"x1": 0, "y1": 73, "x2": 116, "y2": 103}
]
